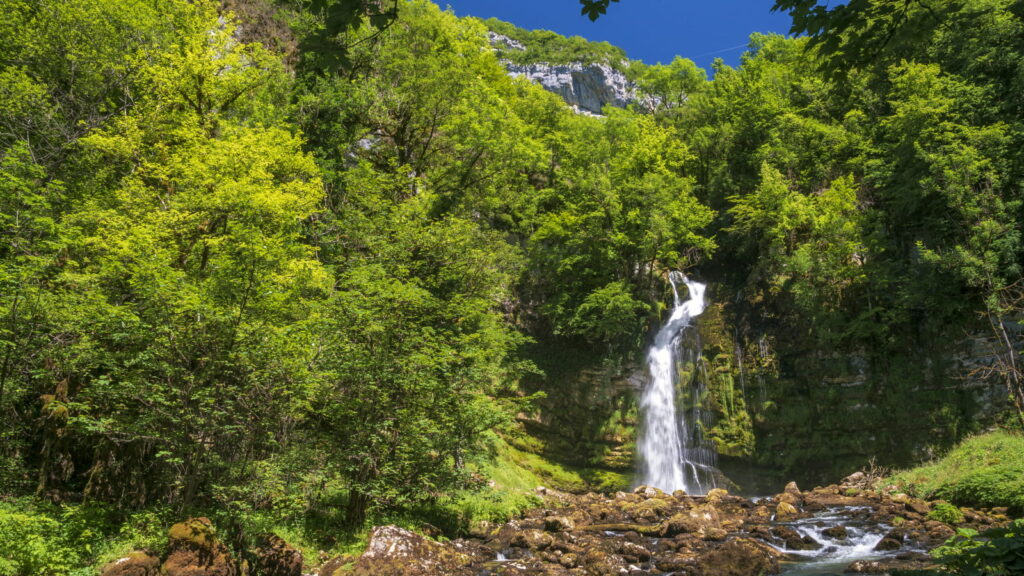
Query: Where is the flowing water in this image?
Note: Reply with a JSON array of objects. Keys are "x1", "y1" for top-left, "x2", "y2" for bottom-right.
[
  {"x1": 637, "y1": 272, "x2": 717, "y2": 494},
  {"x1": 771, "y1": 507, "x2": 911, "y2": 575}
]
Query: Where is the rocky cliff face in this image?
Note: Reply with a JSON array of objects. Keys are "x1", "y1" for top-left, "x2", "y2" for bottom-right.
[
  {"x1": 504, "y1": 61, "x2": 648, "y2": 115},
  {"x1": 488, "y1": 32, "x2": 648, "y2": 115}
]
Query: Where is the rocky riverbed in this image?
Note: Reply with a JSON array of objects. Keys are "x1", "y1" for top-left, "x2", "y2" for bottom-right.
[{"x1": 103, "y1": 475, "x2": 1014, "y2": 576}]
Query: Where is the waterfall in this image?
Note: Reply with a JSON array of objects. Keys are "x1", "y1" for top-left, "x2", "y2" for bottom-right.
[{"x1": 637, "y1": 271, "x2": 718, "y2": 494}]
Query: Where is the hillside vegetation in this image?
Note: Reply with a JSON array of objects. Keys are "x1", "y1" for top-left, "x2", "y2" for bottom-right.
[{"x1": 1, "y1": 0, "x2": 1023, "y2": 572}]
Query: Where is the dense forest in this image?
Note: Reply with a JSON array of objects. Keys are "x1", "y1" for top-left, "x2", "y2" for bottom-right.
[{"x1": 1, "y1": 0, "x2": 1023, "y2": 574}]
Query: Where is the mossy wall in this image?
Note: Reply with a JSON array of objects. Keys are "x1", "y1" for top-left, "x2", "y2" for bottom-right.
[
  {"x1": 517, "y1": 292, "x2": 1010, "y2": 494},
  {"x1": 514, "y1": 337, "x2": 638, "y2": 491}
]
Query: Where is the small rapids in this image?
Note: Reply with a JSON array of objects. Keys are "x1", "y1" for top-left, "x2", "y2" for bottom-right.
[{"x1": 771, "y1": 507, "x2": 915, "y2": 575}]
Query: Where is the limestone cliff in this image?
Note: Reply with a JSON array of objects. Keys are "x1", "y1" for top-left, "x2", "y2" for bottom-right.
[
  {"x1": 504, "y1": 61, "x2": 648, "y2": 115},
  {"x1": 487, "y1": 32, "x2": 648, "y2": 115}
]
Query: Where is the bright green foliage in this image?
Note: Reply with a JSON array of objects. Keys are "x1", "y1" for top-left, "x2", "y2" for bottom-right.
[
  {"x1": 3, "y1": 0, "x2": 1024, "y2": 567},
  {"x1": 0, "y1": 506, "x2": 74, "y2": 576},
  {"x1": 529, "y1": 110, "x2": 714, "y2": 353},
  {"x1": 484, "y1": 18, "x2": 628, "y2": 68},
  {"x1": 928, "y1": 501, "x2": 966, "y2": 524},
  {"x1": 931, "y1": 519, "x2": 1024, "y2": 576},
  {"x1": 728, "y1": 165, "x2": 867, "y2": 341},
  {"x1": 632, "y1": 56, "x2": 708, "y2": 110},
  {"x1": 889, "y1": 431, "x2": 1024, "y2": 511}
]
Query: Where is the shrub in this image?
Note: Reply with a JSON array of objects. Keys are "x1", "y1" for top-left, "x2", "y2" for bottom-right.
[
  {"x1": 928, "y1": 501, "x2": 965, "y2": 524},
  {"x1": 932, "y1": 519, "x2": 1024, "y2": 576},
  {"x1": 0, "y1": 505, "x2": 79, "y2": 576}
]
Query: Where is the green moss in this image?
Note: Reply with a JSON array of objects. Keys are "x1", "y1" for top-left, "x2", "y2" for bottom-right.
[{"x1": 888, "y1": 430, "x2": 1024, "y2": 512}]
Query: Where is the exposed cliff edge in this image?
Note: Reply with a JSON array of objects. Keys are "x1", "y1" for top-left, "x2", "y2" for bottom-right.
[
  {"x1": 488, "y1": 32, "x2": 648, "y2": 115},
  {"x1": 504, "y1": 61, "x2": 649, "y2": 115}
]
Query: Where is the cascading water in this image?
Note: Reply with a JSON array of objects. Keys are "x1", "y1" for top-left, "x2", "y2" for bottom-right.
[{"x1": 637, "y1": 271, "x2": 718, "y2": 494}]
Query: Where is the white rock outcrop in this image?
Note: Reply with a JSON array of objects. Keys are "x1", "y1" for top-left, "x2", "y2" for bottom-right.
[{"x1": 504, "y1": 61, "x2": 646, "y2": 115}]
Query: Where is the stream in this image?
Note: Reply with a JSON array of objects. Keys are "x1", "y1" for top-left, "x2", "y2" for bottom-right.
[{"x1": 771, "y1": 507, "x2": 913, "y2": 575}]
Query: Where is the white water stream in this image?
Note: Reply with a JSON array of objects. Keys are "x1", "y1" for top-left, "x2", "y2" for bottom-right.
[
  {"x1": 772, "y1": 508, "x2": 910, "y2": 575},
  {"x1": 637, "y1": 272, "x2": 717, "y2": 494}
]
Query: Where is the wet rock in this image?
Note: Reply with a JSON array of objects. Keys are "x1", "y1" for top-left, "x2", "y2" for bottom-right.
[
  {"x1": 581, "y1": 548, "x2": 626, "y2": 576},
  {"x1": 906, "y1": 499, "x2": 931, "y2": 515},
  {"x1": 510, "y1": 529, "x2": 554, "y2": 551},
  {"x1": 873, "y1": 537, "x2": 902, "y2": 551},
  {"x1": 661, "y1": 505, "x2": 721, "y2": 537},
  {"x1": 350, "y1": 525, "x2": 476, "y2": 576},
  {"x1": 771, "y1": 526, "x2": 821, "y2": 551},
  {"x1": 784, "y1": 481, "x2": 801, "y2": 496},
  {"x1": 703, "y1": 527, "x2": 729, "y2": 541},
  {"x1": 163, "y1": 518, "x2": 238, "y2": 576},
  {"x1": 775, "y1": 501, "x2": 799, "y2": 520},
  {"x1": 751, "y1": 505, "x2": 773, "y2": 521},
  {"x1": 778, "y1": 491, "x2": 801, "y2": 506},
  {"x1": 693, "y1": 538, "x2": 781, "y2": 576},
  {"x1": 705, "y1": 488, "x2": 729, "y2": 503},
  {"x1": 623, "y1": 497, "x2": 674, "y2": 522},
  {"x1": 100, "y1": 551, "x2": 160, "y2": 576},
  {"x1": 924, "y1": 520, "x2": 956, "y2": 543},
  {"x1": 823, "y1": 525, "x2": 849, "y2": 539},
  {"x1": 253, "y1": 534, "x2": 302, "y2": 576},
  {"x1": 615, "y1": 541, "x2": 652, "y2": 563},
  {"x1": 845, "y1": 560, "x2": 889, "y2": 573},
  {"x1": 845, "y1": 557, "x2": 938, "y2": 574},
  {"x1": 543, "y1": 516, "x2": 575, "y2": 533},
  {"x1": 633, "y1": 484, "x2": 664, "y2": 498},
  {"x1": 655, "y1": 554, "x2": 694, "y2": 573}
]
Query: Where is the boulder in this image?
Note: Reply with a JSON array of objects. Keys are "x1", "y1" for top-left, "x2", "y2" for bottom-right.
[
  {"x1": 906, "y1": 499, "x2": 931, "y2": 515},
  {"x1": 784, "y1": 481, "x2": 801, "y2": 496},
  {"x1": 873, "y1": 537, "x2": 902, "y2": 551},
  {"x1": 842, "y1": 471, "x2": 867, "y2": 486},
  {"x1": 661, "y1": 505, "x2": 720, "y2": 537},
  {"x1": 693, "y1": 538, "x2": 781, "y2": 576},
  {"x1": 543, "y1": 516, "x2": 575, "y2": 533},
  {"x1": 770, "y1": 526, "x2": 821, "y2": 551},
  {"x1": 580, "y1": 548, "x2": 626, "y2": 576},
  {"x1": 822, "y1": 525, "x2": 849, "y2": 539},
  {"x1": 162, "y1": 518, "x2": 238, "y2": 576},
  {"x1": 633, "y1": 485, "x2": 664, "y2": 499},
  {"x1": 350, "y1": 525, "x2": 475, "y2": 576},
  {"x1": 778, "y1": 491, "x2": 801, "y2": 506},
  {"x1": 775, "y1": 501, "x2": 799, "y2": 520},
  {"x1": 509, "y1": 529, "x2": 554, "y2": 551},
  {"x1": 100, "y1": 551, "x2": 160, "y2": 576},
  {"x1": 253, "y1": 534, "x2": 302, "y2": 576},
  {"x1": 705, "y1": 488, "x2": 729, "y2": 503},
  {"x1": 615, "y1": 541, "x2": 652, "y2": 563}
]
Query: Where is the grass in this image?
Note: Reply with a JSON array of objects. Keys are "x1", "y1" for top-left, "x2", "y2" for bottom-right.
[
  {"x1": 0, "y1": 432, "x2": 632, "y2": 574},
  {"x1": 887, "y1": 429, "x2": 1024, "y2": 512}
]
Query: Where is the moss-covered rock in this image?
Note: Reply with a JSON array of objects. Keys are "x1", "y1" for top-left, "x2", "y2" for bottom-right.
[
  {"x1": 351, "y1": 525, "x2": 483, "y2": 576},
  {"x1": 253, "y1": 534, "x2": 302, "y2": 576},
  {"x1": 163, "y1": 517, "x2": 238, "y2": 576}
]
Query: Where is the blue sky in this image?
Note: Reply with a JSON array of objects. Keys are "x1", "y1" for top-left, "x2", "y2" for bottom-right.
[{"x1": 438, "y1": 0, "x2": 794, "y2": 72}]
